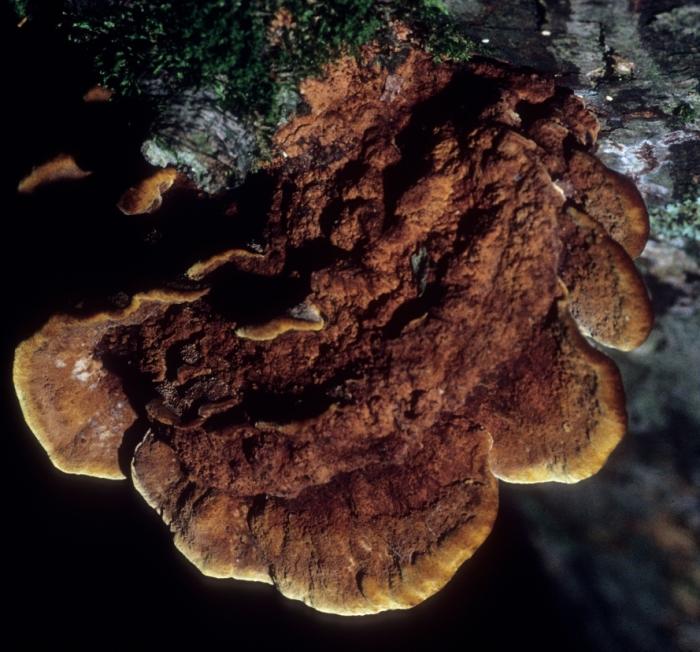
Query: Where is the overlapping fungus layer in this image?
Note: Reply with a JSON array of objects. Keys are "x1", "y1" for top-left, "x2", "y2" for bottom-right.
[{"x1": 14, "y1": 48, "x2": 652, "y2": 614}]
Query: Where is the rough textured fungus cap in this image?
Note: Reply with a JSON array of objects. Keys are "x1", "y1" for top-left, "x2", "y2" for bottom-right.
[{"x1": 14, "y1": 49, "x2": 652, "y2": 615}]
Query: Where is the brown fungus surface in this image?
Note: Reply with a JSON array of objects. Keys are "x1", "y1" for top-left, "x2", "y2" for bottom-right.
[
  {"x1": 117, "y1": 167, "x2": 180, "y2": 215},
  {"x1": 17, "y1": 153, "x2": 92, "y2": 193},
  {"x1": 13, "y1": 290, "x2": 207, "y2": 478},
  {"x1": 14, "y1": 49, "x2": 652, "y2": 615}
]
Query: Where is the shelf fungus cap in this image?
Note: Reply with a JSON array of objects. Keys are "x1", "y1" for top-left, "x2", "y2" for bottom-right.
[
  {"x1": 185, "y1": 248, "x2": 266, "y2": 281},
  {"x1": 565, "y1": 150, "x2": 650, "y2": 258},
  {"x1": 235, "y1": 303, "x2": 325, "y2": 341},
  {"x1": 13, "y1": 289, "x2": 207, "y2": 478},
  {"x1": 131, "y1": 424, "x2": 498, "y2": 615},
  {"x1": 117, "y1": 167, "x2": 179, "y2": 215},
  {"x1": 481, "y1": 284, "x2": 629, "y2": 484},
  {"x1": 17, "y1": 153, "x2": 91, "y2": 194},
  {"x1": 558, "y1": 207, "x2": 653, "y2": 350},
  {"x1": 82, "y1": 85, "x2": 114, "y2": 103}
]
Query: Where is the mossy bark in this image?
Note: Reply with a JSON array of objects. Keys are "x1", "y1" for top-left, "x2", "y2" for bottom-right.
[{"x1": 450, "y1": 0, "x2": 699, "y2": 220}]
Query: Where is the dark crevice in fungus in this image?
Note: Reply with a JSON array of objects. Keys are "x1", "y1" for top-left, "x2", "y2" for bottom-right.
[
  {"x1": 382, "y1": 282, "x2": 447, "y2": 339},
  {"x1": 201, "y1": 404, "x2": 249, "y2": 433},
  {"x1": 118, "y1": 418, "x2": 151, "y2": 478},
  {"x1": 382, "y1": 71, "x2": 499, "y2": 231},
  {"x1": 283, "y1": 239, "x2": 350, "y2": 276},
  {"x1": 205, "y1": 272, "x2": 310, "y2": 326}
]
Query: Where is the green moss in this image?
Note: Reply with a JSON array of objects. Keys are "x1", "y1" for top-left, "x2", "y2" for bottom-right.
[
  {"x1": 393, "y1": 2, "x2": 473, "y2": 63},
  {"x1": 59, "y1": 0, "x2": 473, "y2": 127},
  {"x1": 8, "y1": 0, "x2": 29, "y2": 18},
  {"x1": 672, "y1": 101, "x2": 697, "y2": 125}
]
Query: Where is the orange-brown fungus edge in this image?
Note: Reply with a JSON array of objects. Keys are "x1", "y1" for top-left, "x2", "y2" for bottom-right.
[
  {"x1": 17, "y1": 153, "x2": 91, "y2": 194},
  {"x1": 117, "y1": 167, "x2": 179, "y2": 215}
]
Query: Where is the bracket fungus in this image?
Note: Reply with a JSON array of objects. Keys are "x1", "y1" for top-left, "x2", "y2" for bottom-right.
[
  {"x1": 117, "y1": 167, "x2": 180, "y2": 215},
  {"x1": 17, "y1": 153, "x2": 91, "y2": 194},
  {"x1": 13, "y1": 49, "x2": 653, "y2": 615}
]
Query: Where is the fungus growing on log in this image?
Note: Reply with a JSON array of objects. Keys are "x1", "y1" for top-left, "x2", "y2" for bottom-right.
[
  {"x1": 82, "y1": 85, "x2": 113, "y2": 103},
  {"x1": 13, "y1": 48, "x2": 652, "y2": 614},
  {"x1": 17, "y1": 153, "x2": 91, "y2": 194},
  {"x1": 117, "y1": 167, "x2": 179, "y2": 215}
]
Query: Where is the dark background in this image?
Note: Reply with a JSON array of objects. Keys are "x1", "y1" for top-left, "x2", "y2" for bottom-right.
[{"x1": 5, "y1": 6, "x2": 692, "y2": 649}]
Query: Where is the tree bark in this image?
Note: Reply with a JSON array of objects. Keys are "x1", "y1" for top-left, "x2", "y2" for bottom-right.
[{"x1": 451, "y1": 0, "x2": 699, "y2": 215}]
